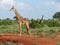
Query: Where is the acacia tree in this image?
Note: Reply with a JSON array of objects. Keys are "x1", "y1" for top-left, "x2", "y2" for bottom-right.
[{"x1": 53, "y1": 12, "x2": 60, "y2": 21}]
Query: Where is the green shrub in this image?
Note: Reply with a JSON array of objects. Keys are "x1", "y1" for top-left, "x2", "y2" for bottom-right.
[
  {"x1": 0, "y1": 19, "x2": 17, "y2": 25},
  {"x1": 49, "y1": 29, "x2": 56, "y2": 33},
  {"x1": 44, "y1": 20, "x2": 60, "y2": 27}
]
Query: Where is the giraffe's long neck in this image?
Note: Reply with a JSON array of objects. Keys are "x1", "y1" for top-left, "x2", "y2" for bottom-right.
[{"x1": 14, "y1": 9, "x2": 23, "y2": 20}]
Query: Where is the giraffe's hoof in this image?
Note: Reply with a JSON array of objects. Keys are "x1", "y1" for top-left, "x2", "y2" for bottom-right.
[{"x1": 18, "y1": 34, "x2": 22, "y2": 37}]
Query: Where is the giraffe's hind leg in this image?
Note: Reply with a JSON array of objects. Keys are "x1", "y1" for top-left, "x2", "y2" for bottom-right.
[{"x1": 26, "y1": 23, "x2": 31, "y2": 36}]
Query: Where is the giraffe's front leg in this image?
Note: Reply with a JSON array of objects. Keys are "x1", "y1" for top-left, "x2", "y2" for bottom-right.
[{"x1": 19, "y1": 22, "x2": 22, "y2": 36}]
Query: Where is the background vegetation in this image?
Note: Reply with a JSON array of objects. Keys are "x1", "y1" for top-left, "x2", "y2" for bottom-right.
[{"x1": 0, "y1": 12, "x2": 60, "y2": 38}]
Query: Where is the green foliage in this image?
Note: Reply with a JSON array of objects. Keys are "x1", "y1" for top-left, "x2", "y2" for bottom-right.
[
  {"x1": 30, "y1": 19, "x2": 44, "y2": 28},
  {"x1": 0, "y1": 19, "x2": 17, "y2": 26},
  {"x1": 0, "y1": 18, "x2": 60, "y2": 28},
  {"x1": 49, "y1": 29, "x2": 56, "y2": 33},
  {"x1": 30, "y1": 19, "x2": 60, "y2": 28},
  {"x1": 44, "y1": 20, "x2": 60, "y2": 27}
]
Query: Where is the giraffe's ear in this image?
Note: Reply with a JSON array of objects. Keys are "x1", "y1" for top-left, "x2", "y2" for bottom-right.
[{"x1": 9, "y1": 6, "x2": 14, "y2": 11}]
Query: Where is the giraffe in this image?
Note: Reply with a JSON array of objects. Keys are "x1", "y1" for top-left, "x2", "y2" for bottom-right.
[
  {"x1": 9, "y1": 6, "x2": 31, "y2": 36},
  {"x1": 40, "y1": 15, "x2": 44, "y2": 24}
]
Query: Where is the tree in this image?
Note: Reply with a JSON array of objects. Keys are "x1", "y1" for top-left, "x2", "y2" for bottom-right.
[
  {"x1": 13, "y1": 16, "x2": 18, "y2": 20},
  {"x1": 53, "y1": 12, "x2": 60, "y2": 21},
  {"x1": 6, "y1": 18, "x2": 10, "y2": 20}
]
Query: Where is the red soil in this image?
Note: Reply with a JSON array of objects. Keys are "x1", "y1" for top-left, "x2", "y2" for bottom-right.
[{"x1": 0, "y1": 34, "x2": 60, "y2": 45}]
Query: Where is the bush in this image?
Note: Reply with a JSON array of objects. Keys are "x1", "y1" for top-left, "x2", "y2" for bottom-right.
[
  {"x1": 44, "y1": 20, "x2": 60, "y2": 27},
  {"x1": 0, "y1": 19, "x2": 17, "y2": 25},
  {"x1": 30, "y1": 22, "x2": 42, "y2": 28}
]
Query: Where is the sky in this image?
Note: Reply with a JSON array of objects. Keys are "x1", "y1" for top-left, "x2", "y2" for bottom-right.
[{"x1": 0, "y1": 0, "x2": 60, "y2": 20}]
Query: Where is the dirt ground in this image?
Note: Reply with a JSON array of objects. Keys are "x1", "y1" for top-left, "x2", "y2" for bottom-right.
[{"x1": 0, "y1": 34, "x2": 60, "y2": 45}]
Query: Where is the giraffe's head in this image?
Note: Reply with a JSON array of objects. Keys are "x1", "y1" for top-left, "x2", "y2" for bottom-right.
[{"x1": 9, "y1": 6, "x2": 15, "y2": 11}]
